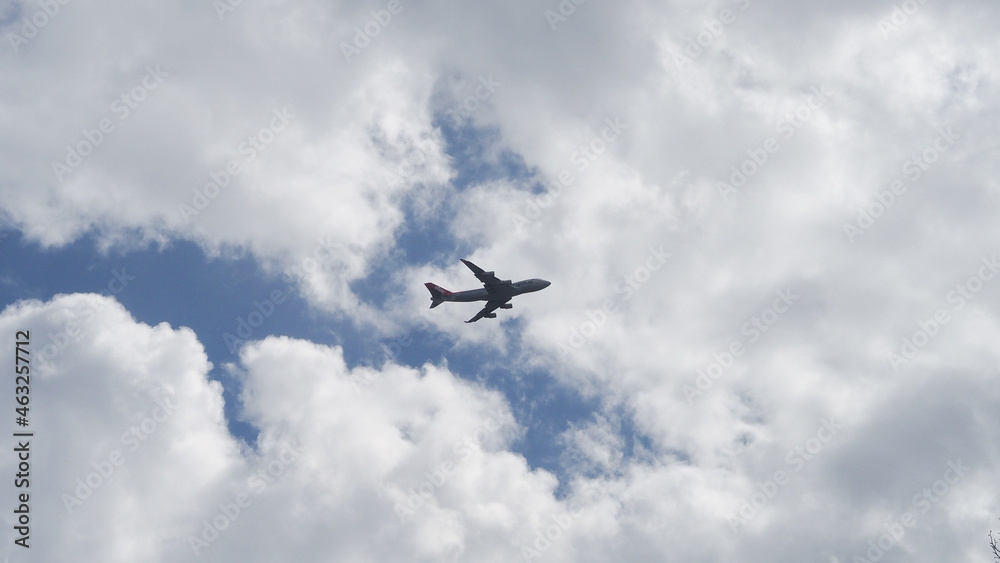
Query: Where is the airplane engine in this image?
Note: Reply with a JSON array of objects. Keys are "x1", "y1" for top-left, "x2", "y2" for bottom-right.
[
  {"x1": 485, "y1": 271, "x2": 495, "y2": 277},
  {"x1": 501, "y1": 279, "x2": 512, "y2": 285},
  {"x1": 485, "y1": 313, "x2": 497, "y2": 318},
  {"x1": 499, "y1": 304, "x2": 512, "y2": 309}
]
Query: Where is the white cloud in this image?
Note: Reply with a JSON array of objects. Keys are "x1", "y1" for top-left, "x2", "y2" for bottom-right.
[
  {"x1": 2, "y1": 295, "x2": 607, "y2": 561},
  {"x1": 5, "y1": 0, "x2": 1000, "y2": 560},
  {"x1": 1, "y1": 294, "x2": 238, "y2": 560}
]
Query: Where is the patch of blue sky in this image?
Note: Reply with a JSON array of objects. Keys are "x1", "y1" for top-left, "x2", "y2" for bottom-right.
[
  {"x1": 0, "y1": 230, "x2": 346, "y2": 449},
  {"x1": 430, "y1": 321, "x2": 602, "y2": 477},
  {"x1": 347, "y1": 195, "x2": 470, "y2": 309},
  {"x1": 0, "y1": 2, "x2": 22, "y2": 27},
  {"x1": 429, "y1": 71, "x2": 540, "y2": 190},
  {"x1": 0, "y1": 223, "x2": 649, "y2": 483},
  {"x1": 0, "y1": 110, "x2": 650, "y2": 485},
  {"x1": 350, "y1": 113, "x2": 539, "y2": 307},
  {"x1": 353, "y1": 113, "x2": 650, "y2": 482},
  {"x1": 432, "y1": 114, "x2": 543, "y2": 192},
  {"x1": 547, "y1": 406, "x2": 669, "y2": 499},
  {"x1": 618, "y1": 412, "x2": 659, "y2": 463}
]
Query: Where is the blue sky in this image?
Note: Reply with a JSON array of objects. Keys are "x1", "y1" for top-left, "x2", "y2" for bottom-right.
[
  {"x1": 0, "y1": 112, "x2": 604, "y2": 482},
  {"x1": 3, "y1": 1, "x2": 1000, "y2": 561},
  {"x1": 0, "y1": 229, "x2": 602, "y2": 478}
]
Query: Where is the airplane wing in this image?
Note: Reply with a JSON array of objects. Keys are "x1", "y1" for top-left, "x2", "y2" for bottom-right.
[
  {"x1": 465, "y1": 299, "x2": 509, "y2": 323},
  {"x1": 461, "y1": 259, "x2": 506, "y2": 288}
]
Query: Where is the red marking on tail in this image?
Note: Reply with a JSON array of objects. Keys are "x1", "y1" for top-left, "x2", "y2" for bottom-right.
[
  {"x1": 425, "y1": 283, "x2": 453, "y2": 308},
  {"x1": 424, "y1": 282, "x2": 453, "y2": 296}
]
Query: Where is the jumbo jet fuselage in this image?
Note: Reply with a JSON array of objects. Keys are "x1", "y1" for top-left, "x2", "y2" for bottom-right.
[
  {"x1": 424, "y1": 259, "x2": 551, "y2": 322},
  {"x1": 430, "y1": 279, "x2": 550, "y2": 304}
]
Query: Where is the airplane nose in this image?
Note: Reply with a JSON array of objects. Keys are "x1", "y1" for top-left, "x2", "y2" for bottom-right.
[{"x1": 541, "y1": 280, "x2": 551, "y2": 288}]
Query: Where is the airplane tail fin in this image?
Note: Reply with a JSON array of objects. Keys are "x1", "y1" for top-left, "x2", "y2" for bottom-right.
[{"x1": 424, "y1": 282, "x2": 453, "y2": 309}]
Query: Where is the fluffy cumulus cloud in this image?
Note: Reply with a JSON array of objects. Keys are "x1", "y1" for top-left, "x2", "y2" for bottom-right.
[
  {"x1": 1, "y1": 295, "x2": 606, "y2": 562},
  {"x1": 4, "y1": 0, "x2": 1000, "y2": 561}
]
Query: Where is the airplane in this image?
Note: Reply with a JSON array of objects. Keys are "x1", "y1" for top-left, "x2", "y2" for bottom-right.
[{"x1": 425, "y1": 259, "x2": 551, "y2": 323}]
